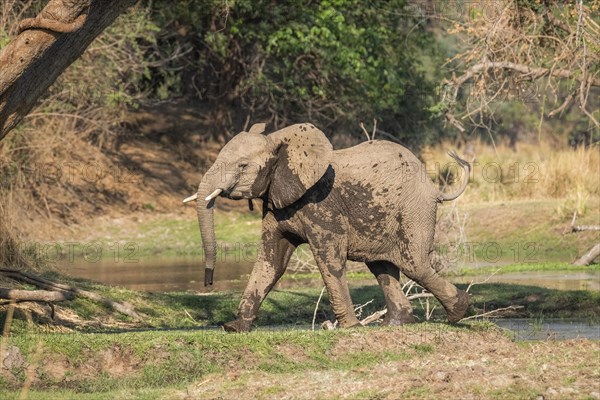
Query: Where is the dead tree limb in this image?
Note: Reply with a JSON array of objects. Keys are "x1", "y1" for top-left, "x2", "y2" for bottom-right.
[
  {"x1": 0, "y1": 0, "x2": 137, "y2": 140},
  {"x1": 459, "y1": 305, "x2": 524, "y2": 321},
  {"x1": 0, "y1": 268, "x2": 142, "y2": 320},
  {"x1": 571, "y1": 226, "x2": 600, "y2": 232},
  {"x1": 358, "y1": 292, "x2": 435, "y2": 326},
  {"x1": 360, "y1": 309, "x2": 387, "y2": 326},
  {"x1": 451, "y1": 61, "x2": 600, "y2": 91},
  {"x1": 574, "y1": 244, "x2": 600, "y2": 267},
  {"x1": 570, "y1": 211, "x2": 600, "y2": 232}
]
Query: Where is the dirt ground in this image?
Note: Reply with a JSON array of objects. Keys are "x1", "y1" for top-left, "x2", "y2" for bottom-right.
[
  {"x1": 3, "y1": 101, "x2": 246, "y2": 240},
  {"x1": 3, "y1": 327, "x2": 597, "y2": 400},
  {"x1": 174, "y1": 330, "x2": 599, "y2": 400}
]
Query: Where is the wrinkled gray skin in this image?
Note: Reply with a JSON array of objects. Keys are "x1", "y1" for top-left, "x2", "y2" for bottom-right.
[{"x1": 195, "y1": 123, "x2": 471, "y2": 332}]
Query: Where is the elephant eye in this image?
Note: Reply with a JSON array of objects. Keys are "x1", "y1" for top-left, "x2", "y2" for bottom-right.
[{"x1": 239, "y1": 162, "x2": 249, "y2": 171}]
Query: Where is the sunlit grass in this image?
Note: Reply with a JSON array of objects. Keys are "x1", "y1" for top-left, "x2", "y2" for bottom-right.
[{"x1": 422, "y1": 140, "x2": 600, "y2": 206}]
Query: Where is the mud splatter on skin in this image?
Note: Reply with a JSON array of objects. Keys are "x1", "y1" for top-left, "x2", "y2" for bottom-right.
[
  {"x1": 269, "y1": 143, "x2": 306, "y2": 209},
  {"x1": 367, "y1": 261, "x2": 415, "y2": 325},
  {"x1": 249, "y1": 157, "x2": 276, "y2": 197}
]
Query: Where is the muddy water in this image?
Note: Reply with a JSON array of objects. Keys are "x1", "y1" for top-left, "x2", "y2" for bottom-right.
[
  {"x1": 57, "y1": 258, "x2": 599, "y2": 292},
  {"x1": 58, "y1": 258, "x2": 254, "y2": 292}
]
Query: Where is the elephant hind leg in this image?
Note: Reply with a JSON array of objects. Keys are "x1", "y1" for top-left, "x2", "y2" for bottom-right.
[
  {"x1": 366, "y1": 261, "x2": 415, "y2": 325},
  {"x1": 399, "y1": 250, "x2": 469, "y2": 323}
]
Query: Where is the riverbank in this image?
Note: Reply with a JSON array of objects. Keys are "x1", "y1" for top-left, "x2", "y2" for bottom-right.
[
  {"x1": 27, "y1": 198, "x2": 599, "y2": 266},
  {"x1": 2, "y1": 194, "x2": 598, "y2": 399},
  {"x1": 1, "y1": 324, "x2": 598, "y2": 399},
  {"x1": 3, "y1": 271, "x2": 598, "y2": 335}
]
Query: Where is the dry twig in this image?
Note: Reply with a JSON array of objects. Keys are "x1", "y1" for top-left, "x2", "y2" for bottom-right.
[
  {"x1": 460, "y1": 305, "x2": 524, "y2": 321},
  {"x1": 312, "y1": 286, "x2": 326, "y2": 331}
]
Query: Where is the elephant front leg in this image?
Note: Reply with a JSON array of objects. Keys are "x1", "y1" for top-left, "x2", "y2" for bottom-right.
[
  {"x1": 309, "y1": 242, "x2": 361, "y2": 329},
  {"x1": 366, "y1": 261, "x2": 415, "y2": 325},
  {"x1": 223, "y1": 236, "x2": 295, "y2": 333}
]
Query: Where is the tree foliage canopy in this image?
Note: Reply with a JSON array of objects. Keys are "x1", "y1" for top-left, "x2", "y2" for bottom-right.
[{"x1": 144, "y1": 0, "x2": 443, "y2": 144}]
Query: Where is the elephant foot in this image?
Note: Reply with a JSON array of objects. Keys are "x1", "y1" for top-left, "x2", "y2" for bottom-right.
[
  {"x1": 338, "y1": 317, "x2": 362, "y2": 329},
  {"x1": 381, "y1": 310, "x2": 415, "y2": 326},
  {"x1": 446, "y1": 290, "x2": 470, "y2": 323},
  {"x1": 223, "y1": 319, "x2": 252, "y2": 333},
  {"x1": 347, "y1": 321, "x2": 364, "y2": 329}
]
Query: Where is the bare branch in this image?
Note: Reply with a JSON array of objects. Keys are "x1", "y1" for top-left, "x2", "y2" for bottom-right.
[
  {"x1": 444, "y1": 112, "x2": 465, "y2": 132},
  {"x1": 359, "y1": 121, "x2": 370, "y2": 141},
  {"x1": 371, "y1": 118, "x2": 377, "y2": 140},
  {"x1": 570, "y1": 212, "x2": 600, "y2": 232},
  {"x1": 312, "y1": 286, "x2": 326, "y2": 331},
  {"x1": 460, "y1": 305, "x2": 524, "y2": 321},
  {"x1": 441, "y1": 1, "x2": 600, "y2": 130},
  {"x1": 547, "y1": 93, "x2": 575, "y2": 118},
  {"x1": 0, "y1": 268, "x2": 142, "y2": 320},
  {"x1": 466, "y1": 268, "x2": 502, "y2": 293},
  {"x1": 452, "y1": 61, "x2": 600, "y2": 89},
  {"x1": 361, "y1": 308, "x2": 387, "y2": 326}
]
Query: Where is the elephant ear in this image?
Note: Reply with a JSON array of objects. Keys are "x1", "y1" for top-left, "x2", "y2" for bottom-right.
[{"x1": 267, "y1": 123, "x2": 333, "y2": 209}]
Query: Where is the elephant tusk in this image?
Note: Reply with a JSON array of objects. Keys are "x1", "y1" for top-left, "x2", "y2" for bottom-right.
[
  {"x1": 182, "y1": 193, "x2": 198, "y2": 203},
  {"x1": 205, "y1": 188, "x2": 223, "y2": 201}
]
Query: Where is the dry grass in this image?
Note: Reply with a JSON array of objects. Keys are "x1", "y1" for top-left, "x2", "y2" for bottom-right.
[
  {"x1": 423, "y1": 140, "x2": 600, "y2": 215},
  {"x1": 0, "y1": 199, "x2": 37, "y2": 271}
]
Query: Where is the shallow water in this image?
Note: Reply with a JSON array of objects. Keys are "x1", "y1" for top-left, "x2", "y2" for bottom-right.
[
  {"x1": 493, "y1": 318, "x2": 600, "y2": 340},
  {"x1": 57, "y1": 258, "x2": 599, "y2": 292},
  {"x1": 58, "y1": 258, "x2": 253, "y2": 292}
]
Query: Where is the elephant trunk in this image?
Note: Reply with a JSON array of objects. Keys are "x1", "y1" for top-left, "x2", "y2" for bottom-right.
[{"x1": 196, "y1": 179, "x2": 220, "y2": 286}]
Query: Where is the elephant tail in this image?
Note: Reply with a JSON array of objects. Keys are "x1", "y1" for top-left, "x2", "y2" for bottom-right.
[{"x1": 437, "y1": 151, "x2": 471, "y2": 202}]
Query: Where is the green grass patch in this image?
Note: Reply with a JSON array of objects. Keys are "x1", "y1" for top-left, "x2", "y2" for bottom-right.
[
  {"x1": 34, "y1": 210, "x2": 262, "y2": 262},
  {"x1": 453, "y1": 262, "x2": 600, "y2": 276},
  {"x1": 451, "y1": 199, "x2": 600, "y2": 264},
  {"x1": 467, "y1": 283, "x2": 600, "y2": 320},
  {"x1": 1, "y1": 324, "x2": 488, "y2": 395}
]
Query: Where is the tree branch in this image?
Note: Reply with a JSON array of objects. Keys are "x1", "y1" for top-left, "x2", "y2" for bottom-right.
[
  {"x1": 459, "y1": 305, "x2": 524, "y2": 321},
  {"x1": 452, "y1": 61, "x2": 600, "y2": 89},
  {"x1": 570, "y1": 211, "x2": 600, "y2": 232}
]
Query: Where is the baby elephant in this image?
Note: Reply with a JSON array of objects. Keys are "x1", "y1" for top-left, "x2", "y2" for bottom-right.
[{"x1": 185, "y1": 123, "x2": 471, "y2": 332}]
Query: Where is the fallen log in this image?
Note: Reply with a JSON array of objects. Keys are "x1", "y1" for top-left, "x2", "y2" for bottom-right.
[
  {"x1": 574, "y1": 243, "x2": 600, "y2": 267},
  {"x1": 0, "y1": 268, "x2": 142, "y2": 320},
  {"x1": 0, "y1": 288, "x2": 74, "y2": 302}
]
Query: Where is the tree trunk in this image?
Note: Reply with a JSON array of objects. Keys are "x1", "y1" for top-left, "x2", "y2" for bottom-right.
[{"x1": 0, "y1": 0, "x2": 137, "y2": 140}]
